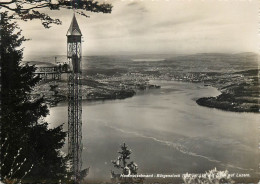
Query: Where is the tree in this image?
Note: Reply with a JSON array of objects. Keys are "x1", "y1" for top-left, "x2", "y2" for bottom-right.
[
  {"x1": 0, "y1": 12, "x2": 68, "y2": 183},
  {"x1": 111, "y1": 143, "x2": 144, "y2": 184},
  {"x1": 182, "y1": 168, "x2": 235, "y2": 184},
  {"x1": 0, "y1": 0, "x2": 112, "y2": 28},
  {"x1": 0, "y1": 0, "x2": 113, "y2": 182}
]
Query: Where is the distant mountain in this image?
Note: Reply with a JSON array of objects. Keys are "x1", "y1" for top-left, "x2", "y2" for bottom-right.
[
  {"x1": 172, "y1": 52, "x2": 258, "y2": 64},
  {"x1": 233, "y1": 52, "x2": 258, "y2": 57},
  {"x1": 184, "y1": 52, "x2": 258, "y2": 58}
]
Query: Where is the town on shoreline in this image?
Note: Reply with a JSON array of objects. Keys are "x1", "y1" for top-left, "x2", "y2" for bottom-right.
[{"x1": 30, "y1": 53, "x2": 259, "y2": 113}]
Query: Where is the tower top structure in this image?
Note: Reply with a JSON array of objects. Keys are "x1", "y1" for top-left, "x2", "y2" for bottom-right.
[{"x1": 67, "y1": 14, "x2": 82, "y2": 36}]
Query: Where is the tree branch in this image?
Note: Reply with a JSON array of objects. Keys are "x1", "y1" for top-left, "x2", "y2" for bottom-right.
[
  {"x1": 0, "y1": 0, "x2": 16, "y2": 5},
  {"x1": 0, "y1": 2, "x2": 50, "y2": 13},
  {"x1": 20, "y1": 3, "x2": 50, "y2": 12},
  {"x1": 0, "y1": 0, "x2": 112, "y2": 13},
  {"x1": 0, "y1": 0, "x2": 112, "y2": 28}
]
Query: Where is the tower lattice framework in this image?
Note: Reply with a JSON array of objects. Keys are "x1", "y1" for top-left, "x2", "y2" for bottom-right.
[{"x1": 67, "y1": 14, "x2": 83, "y2": 183}]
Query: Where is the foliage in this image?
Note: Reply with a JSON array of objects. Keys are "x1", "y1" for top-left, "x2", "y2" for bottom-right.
[
  {"x1": 0, "y1": 12, "x2": 68, "y2": 183},
  {"x1": 111, "y1": 143, "x2": 144, "y2": 184},
  {"x1": 0, "y1": 0, "x2": 112, "y2": 28},
  {"x1": 1, "y1": 138, "x2": 33, "y2": 184},
  {"x1": 182, "y1": 168, "x2": 235, "y2": 184},
  {"x1": 0, "y1": 0, "x2": 113, "y2": 182}
]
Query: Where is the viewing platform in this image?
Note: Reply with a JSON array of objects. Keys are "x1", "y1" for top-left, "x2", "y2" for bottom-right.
[{"x1": 34, "y1": 64, "x2": 70, "y2": 81}]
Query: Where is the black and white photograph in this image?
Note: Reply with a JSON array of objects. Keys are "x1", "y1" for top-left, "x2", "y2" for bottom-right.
[{"x1": 0, "y1": 0, "x2": 260, "y2": 183}]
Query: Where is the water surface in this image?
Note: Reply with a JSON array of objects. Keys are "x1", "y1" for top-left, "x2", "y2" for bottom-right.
[{"x1": 46, "y1": 80, "x2": 259, "y2": 181}]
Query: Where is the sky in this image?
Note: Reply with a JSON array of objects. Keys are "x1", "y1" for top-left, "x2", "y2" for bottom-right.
[{"x1": 16, "y1": 0, "x2": 259, "y2": 57}]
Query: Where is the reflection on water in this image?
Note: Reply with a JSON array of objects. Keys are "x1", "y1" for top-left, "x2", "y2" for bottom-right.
[{"x1": 46, "y1": 81, "x2": 259, "y2": 181}]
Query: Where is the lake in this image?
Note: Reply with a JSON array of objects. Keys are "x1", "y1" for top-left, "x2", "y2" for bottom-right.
[{"x1": 46, "y1": 80, "x2": 259, "y2": 182}]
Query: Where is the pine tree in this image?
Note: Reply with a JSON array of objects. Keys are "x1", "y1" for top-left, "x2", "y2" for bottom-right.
[
  {"x1": 111, "y1": 143, "x2": 143, "y2": 184},
  {"x1": 0, "y1": 1, "x2": 113, "y2": 183},
  {"x1": 0, "y1": 12, "x2": 68, "y2": 183}
]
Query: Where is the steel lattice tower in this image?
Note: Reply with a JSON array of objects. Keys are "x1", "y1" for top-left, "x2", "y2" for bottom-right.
[{"x1": 67, "y1": 14, "x2": 83, "y2": 183}]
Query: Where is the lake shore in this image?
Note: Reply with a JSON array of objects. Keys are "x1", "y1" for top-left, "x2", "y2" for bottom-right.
[
  {"x1": 195, "y1": 69, "x2": 259, "y2": 113},
  {"x1": 33, "y1": 79, "x2": 160, "y2": 107},
  {"x1": 46, "y1": 80, "x2": 259, "y2": 182},
  {"x1": 33, "y1": 69, "x2": 259, "y2": 113},
  {"x1": 31, "y1": 54, "x2": 259, "y2": 113}
]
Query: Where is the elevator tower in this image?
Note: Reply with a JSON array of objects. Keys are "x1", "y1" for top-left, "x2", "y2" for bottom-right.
[{"x1": 67, "y1": 14, "x2": 82, "y2": 183}]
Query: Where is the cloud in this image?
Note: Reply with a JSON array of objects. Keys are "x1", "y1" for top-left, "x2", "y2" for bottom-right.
[
  {"x1": 20, "y1": 0, "x2": 259, "y2": 57},
  {"x1": 127, "y1": 1, "x2": 139, "y2": 6}
]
